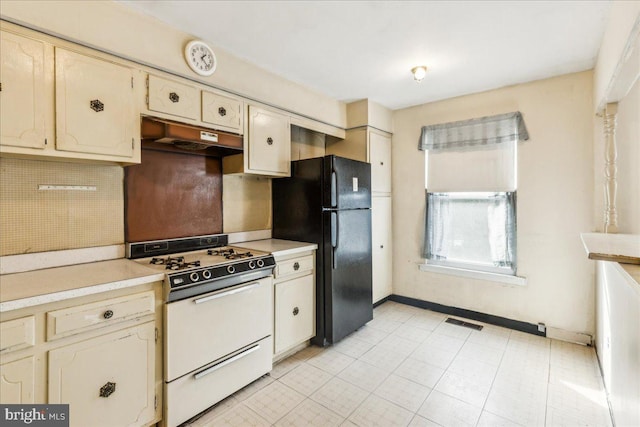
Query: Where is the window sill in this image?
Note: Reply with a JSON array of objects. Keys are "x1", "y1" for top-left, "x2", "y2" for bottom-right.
[{"x1": 418, "y1": 263, "x2": 527, "y2": 286}]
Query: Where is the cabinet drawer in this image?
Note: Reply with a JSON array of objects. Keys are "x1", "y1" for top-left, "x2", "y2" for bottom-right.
[
  {"x1": 47, "y1": 291, "x2": 155, "y2": 341},
  {"x1": 0, "y1": 316, "x2": 35, "y2": 353},
  {"x1": 148, "y1": 74, "x2": 198, "y2": 120},
  {"x1": 275, "y1": 274, "x2": 315, "y2": 354},
  {"x1": 202, "y1": 91, "x2": 243, "y2": 133},
  {"x1": 275, "y1": 255, "x2": 314, "y2": 279}
]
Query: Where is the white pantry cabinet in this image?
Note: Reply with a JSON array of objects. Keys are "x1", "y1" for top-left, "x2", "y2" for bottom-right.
[
  {"x1": 0, "y1": 27, "x2": 141, "y2": 164},
  {"x1": 372, "y1": 196, "x2": 393, "y2": 303}
]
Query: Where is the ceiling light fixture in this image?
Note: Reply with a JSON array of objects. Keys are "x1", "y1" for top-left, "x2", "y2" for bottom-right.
[{"x1": 411, "y1": 66, "x2": 427, "y2": 82}]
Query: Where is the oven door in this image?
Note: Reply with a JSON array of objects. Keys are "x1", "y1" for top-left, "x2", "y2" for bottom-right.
[{"x1": 165, "y1": 276, "x2": 273, "y2": 382}]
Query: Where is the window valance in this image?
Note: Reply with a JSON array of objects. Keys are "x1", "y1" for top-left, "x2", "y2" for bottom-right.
[{"x1": 418, "y1": 111, "x2": 529, "y2": 152}]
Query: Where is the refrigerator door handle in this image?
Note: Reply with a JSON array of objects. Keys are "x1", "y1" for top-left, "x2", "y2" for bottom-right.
[
  {"x1": 331, "y1": 212, "x2": 338, "y2": 269},
  {"x1": 331, "y1": 170, "x2": 337, "y2": 208}
]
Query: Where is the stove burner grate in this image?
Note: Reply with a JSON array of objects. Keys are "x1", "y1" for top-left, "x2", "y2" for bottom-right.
[
  {"x1": 207, "y1": 248, "x2": 254, "y2": 260},
  {"x1": 150, "y1": 256, "x2": 201, "y2": 271}
]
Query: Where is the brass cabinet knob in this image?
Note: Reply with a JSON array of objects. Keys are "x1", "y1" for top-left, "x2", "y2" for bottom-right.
[
  {"x1": 218, "y1": 107, "x2": 227, "y2": 116},
  {"x1": 99, "y1": 382, "x2": 116, "y2": 398},
  {"x1": 169, "y1": 92, "x2": 180, "y2": 103},
  {"x1": 103, "y1": 310, "x2": 114, "y2": 319},
  {"x1": 266, "y1": 137, "x2": 274, "y2": 145},
  {"x1": 293, "y1": 262, "x2": 300, "y2": 271},
  {"x1": 90, "y1": 99, "x2": 104, "y2": 112},
  {"x1": 292, "y1": 307, "x2": 299, "y2": 316}
]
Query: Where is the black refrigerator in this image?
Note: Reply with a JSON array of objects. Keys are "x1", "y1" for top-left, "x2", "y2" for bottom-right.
[{"x1": 272, "y1": 155, "x2": 373, "y2": 346}]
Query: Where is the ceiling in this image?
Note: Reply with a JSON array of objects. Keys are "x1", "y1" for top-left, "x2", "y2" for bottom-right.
[{"x1": 118, "y1": 1, "x2": 612, "y2": 111}]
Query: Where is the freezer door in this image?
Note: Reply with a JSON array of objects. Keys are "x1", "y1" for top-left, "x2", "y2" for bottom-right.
[
  {"x1": 323, "y1": 209, "x2": 373, "y2": 344},
  {"x1": 323, "y1": 155, "x2": 371, "y2": 210}
]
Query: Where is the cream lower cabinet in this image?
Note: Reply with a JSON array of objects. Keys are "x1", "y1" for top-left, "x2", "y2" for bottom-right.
[
  {"x1": 372, "y1": 196, "x2": 392, "y2": 303},
  {"x1": 0, "y1": 284, "x2": 161, "y2": 426},
  {"x1": 273, "y1": 252, "x2": 315, "y2": 359},
  {"x1": 49, "y1": 322, "x2": 156, "y2": 427},
  {"x1": 0, "y1": 356, "x2": 35, "y2": 404}
]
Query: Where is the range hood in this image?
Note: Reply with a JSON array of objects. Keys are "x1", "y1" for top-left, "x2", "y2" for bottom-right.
[{"x1": 141, "y1": 117, "x2": 243, "y2": 154}]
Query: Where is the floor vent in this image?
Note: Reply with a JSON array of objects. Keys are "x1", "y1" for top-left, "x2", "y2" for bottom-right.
[{"x1": 445, "y1": 317, "x2": 483, "y2": 331}]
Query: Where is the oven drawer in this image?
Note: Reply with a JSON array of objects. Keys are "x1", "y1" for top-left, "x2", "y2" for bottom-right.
[
  {"x1": 275, "y1": 254, "x2": 314, "y2": 279},
  {"x1": 46, "y1": 291, "x2": 155, "y2": 341},
  {"x1": 165, "y1": 277, "x2": 272, "y2": 381},
  {"x1": 165, "y1": 336, "x2": 271, "y2": 427}
]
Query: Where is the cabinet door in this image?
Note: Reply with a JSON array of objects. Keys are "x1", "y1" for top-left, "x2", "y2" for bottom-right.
[
  {"x1": 147, "y1": 74, "x2": 198, "y2": 120},
  {"x1": 202, "y1": 91, "x2": 243, "y2": 133},
  {"x1": 372, "y1": 196, "x2": 392, "y2": 303},
  {"x1": 0, "y1": 356, "x2": 35, "y2": 404},
  {"x1": 0, "y1": 31, "x2": 48, "y2": 149},
  {"x1": 369, "y1": 130, "x2": 392, "y2": 194},
  {"x1": 55, "y1": 48, "x2": 135, "y2": 158},
  {"x1": 48, "y1": 322, "x2": 155, "y2": 427},
  {"x1": 274, "y1": 274, "x2": 315, "y2": 354},
  {"x1": 247, "y1": 105, "x2": 291, "y2": 175}
]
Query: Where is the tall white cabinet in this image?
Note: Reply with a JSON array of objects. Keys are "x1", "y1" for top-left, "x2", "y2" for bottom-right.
[{"x1": 326, "y1": 99, "x2": 393, "y2": 304}]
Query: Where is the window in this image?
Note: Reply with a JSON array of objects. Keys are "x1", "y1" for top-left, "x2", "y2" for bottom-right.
[
  {"x1": 418, "y1": 111, "x2": 528, "y2": 278},
  {"x1": 425, "y1": 192, "x2": 516, "y2": 275}
]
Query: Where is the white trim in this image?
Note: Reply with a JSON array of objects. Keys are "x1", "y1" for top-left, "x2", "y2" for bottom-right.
[{"x1": 419, "y1": 263, "x2": 527, "y2": 286}]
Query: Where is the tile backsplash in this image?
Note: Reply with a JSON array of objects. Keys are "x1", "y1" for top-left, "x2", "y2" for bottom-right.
[{"x1": 0, "y1": 158, "x2": 124, "y2": 255}]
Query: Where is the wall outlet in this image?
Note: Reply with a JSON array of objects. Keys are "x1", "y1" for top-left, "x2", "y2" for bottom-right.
[{"x1": 537, "y1": 322, "x2": 546, "y2": 333}]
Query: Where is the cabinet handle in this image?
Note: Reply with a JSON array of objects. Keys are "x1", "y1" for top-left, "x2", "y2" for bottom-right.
[
  {"x1": 293, "y1": 307, "x2": 299, "y2": 316},
  {"x1": 293, "y1": 262, "x2": 300, "y2": 271},
  {"x1": 380, "y1": 245, "x2": 384, "y2": 249},
  {"x1": 266, "y1": 137, "x2": 274, "y2": 145},
  {"x1": 90, "y1": 99, "x2": 104, "y2": 112},
  {"x1": 218, "y1": 107, "x2": 227, "y2": 117},
  {"x1": 103, "y1": 310, "x2": 114, "y2": 319},
  {"x1": 169, "y1": 92, "x2": 180, "y2": 103},
  {"x1": 380, "y1": 161, "x2": 384, "y2": 166},
  {"x1": 99, "y1": 382, "x2": 116, "y2": 398}
]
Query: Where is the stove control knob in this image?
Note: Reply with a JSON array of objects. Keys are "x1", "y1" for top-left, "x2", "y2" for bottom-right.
[
  {"x1": 190, "y1": 272, "x2": 200, "y2": 282},
  {"x1": 257, "y1": 259, "x2": 265, "y2": 268},
  {"x1": 227, "y1": 265, "x2": 236, "y2": 274},
  {"x1": 248, "y1": 260, "x2": 256, "y2": 270},
  {"x1": 202, "y1": 270, "x2": 212, "y2": 279}
]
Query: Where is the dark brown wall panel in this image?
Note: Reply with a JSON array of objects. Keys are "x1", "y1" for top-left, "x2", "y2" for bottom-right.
[{"x1": 125, "y1": 149, "x2": 223, "y2": 242}]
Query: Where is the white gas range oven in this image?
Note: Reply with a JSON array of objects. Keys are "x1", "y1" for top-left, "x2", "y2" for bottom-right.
[{"x1": 127, "y1": 234, "x2": 275, "y2": 427}]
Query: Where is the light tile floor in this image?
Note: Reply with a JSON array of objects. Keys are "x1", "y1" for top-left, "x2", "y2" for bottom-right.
[{"x1": 183, "y1": 301, "x2": 612, "y2": 427}]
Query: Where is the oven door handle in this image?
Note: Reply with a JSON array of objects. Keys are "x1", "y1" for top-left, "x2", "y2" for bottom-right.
[
  {"x1": 193, "y1": 344, "x2": 261, "y2": 380},
  {"x1": 193, "y1": 282, "x2": 260, "y2": 304}
]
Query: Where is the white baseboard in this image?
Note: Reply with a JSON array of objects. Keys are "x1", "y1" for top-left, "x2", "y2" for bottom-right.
[{"x1": 547, "y1": 326, "x2": 593, "y2": 346}]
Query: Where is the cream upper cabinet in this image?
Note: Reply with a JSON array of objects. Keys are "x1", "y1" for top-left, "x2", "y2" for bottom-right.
[
  {"x1": 372, "y1": 196, "x2": 392, "y2": 303},
  {"x1": 369, "y1": 130, "x2": 392, "y2": 195},
  {"x1": 0, "y1": 31, "x2": 49, "y2": 150},
  {"x1": 202, "y1": 91, "x2": 243, "y2": 133},
  {"x1": 246, "y1": 105, "x2": 291, "y2": 176},
  {"x1": 147, "y1": 74, "x2": 198, "y2": 121},
  {"x1": 48, "y1": 322, "x2": 156, "y2": 427},
  {"x1": 55, "y1": 48, "x2": 137, "y2": 159}
]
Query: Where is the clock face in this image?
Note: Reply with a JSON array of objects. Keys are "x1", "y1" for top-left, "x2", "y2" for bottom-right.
[{"x1": 185, "y1": 40, "x2": 217, "y2": 76}]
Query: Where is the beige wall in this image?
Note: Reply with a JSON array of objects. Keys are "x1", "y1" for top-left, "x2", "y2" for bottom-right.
[
  {"x1": 0, "y1": 0, "x2": 346, "y2": 129},
  {"x1": 392, "y1": 71, "x2": 595, "y2": 335}
]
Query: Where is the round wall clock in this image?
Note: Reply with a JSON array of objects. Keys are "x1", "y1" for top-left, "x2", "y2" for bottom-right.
[{"x1": 184, "y1": 40, "x2": 217, "y2": 76}]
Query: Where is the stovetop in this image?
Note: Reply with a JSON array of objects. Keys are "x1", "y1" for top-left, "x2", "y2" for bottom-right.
[{"x1": 127, "y1": 235, "x2": 276, "y2": 302}]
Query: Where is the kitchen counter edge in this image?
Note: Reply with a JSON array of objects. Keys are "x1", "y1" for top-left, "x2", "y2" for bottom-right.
[
  {"x1": 0, "y1": 259, "x2": 164, "y2": 313},
  {"x1": 236, "y1": 239, "x2": 318, "y2": 260}
]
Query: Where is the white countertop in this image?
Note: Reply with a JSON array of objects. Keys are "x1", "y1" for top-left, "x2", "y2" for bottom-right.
[
  {"x1": 236, "y1": 239, "x2": 317, "y2": 259},
  {"x1": 0, "y1": 259, "x2": 164, "y2": 312},
  {"x1": 580, "y1": 233, "x2": 640, "y2": 264}
]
